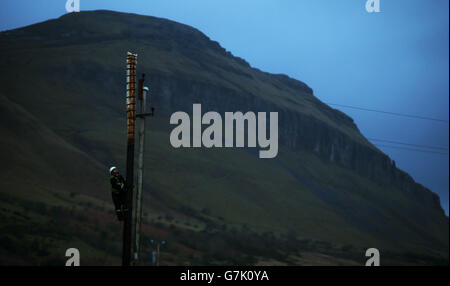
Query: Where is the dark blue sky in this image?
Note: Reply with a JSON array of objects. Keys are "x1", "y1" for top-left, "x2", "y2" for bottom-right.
[{"x1": 1, "y1": 0, "x2": 448, "y2": 214}]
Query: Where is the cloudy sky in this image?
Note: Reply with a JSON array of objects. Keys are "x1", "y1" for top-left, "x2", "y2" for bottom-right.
[{"x1": 1, "y1": 0, "x2": 448, "y2": 214}]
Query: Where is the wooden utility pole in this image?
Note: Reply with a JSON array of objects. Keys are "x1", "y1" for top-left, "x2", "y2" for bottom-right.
[{"x1": 123, "y1": 52, "x2": 137, "y2": 266}]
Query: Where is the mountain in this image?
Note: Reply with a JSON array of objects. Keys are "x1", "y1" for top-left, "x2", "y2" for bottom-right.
[{"x1": 0, "y1": 10, "x2": 448, "y2": 265}]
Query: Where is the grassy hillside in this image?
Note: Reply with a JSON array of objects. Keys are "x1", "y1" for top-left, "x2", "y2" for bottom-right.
[{"x1": 0, "y1": 10, "x2": 447, "y2": 265}]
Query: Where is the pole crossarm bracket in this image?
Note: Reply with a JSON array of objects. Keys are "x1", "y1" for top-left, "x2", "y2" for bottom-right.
[{"x1": 136, "y1": 107, "x2": 155, "y2": 118}]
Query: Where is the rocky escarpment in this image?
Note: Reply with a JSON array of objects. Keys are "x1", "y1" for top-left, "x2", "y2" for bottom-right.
[{"x1": 147, "y1": 74, "x2": 443, "y2": 214}]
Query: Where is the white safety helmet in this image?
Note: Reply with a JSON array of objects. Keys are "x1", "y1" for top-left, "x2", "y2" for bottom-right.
[{"x1": 109, "y1": 166, "x2": 117, "y2": 174}]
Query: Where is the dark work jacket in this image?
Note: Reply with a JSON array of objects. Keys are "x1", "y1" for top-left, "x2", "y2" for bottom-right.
[{"x1": 110, "y1": 174, "x2": 126, "y2": 194}]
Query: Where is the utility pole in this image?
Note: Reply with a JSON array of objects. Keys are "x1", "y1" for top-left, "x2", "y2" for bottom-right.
[
  {"x1": 133, "y1": 74, "x2": 153, "y2": 265},
  {"x1": 150, "y1": 240, "x2": 166, "y2": 266},
  {"x1": 123, "y1": 52, "x2": 137, "y2": 266}
]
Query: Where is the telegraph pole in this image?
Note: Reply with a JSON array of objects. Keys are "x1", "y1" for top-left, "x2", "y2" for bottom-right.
[
  {"x1": 123, "y1": 52, "x2": 138, "y2": 266},
  {"x1": 150, "y1": 240, "x2": 166, "y2": 266},
  {"x1": 133, "y1": 74, "x2": 152, "y2": 264}
]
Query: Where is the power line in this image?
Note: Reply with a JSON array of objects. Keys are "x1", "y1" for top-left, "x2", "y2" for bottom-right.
[
  {"x1": 368, "y1": 138, "x2": 449, "y2": 151},
  {"x1": 374, "y1": 144, "x2": 449, "y2": 155},
  {"x1": 325, "y1": 102, "x2": 449, "y2": 154},
  {"x1": 327, "y1": 103, "x2": 448, "y2": 123}
]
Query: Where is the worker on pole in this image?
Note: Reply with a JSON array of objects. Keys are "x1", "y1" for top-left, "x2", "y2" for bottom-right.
[{"x1": 110, "y1": 166, "x2": 127, "y2": 221}]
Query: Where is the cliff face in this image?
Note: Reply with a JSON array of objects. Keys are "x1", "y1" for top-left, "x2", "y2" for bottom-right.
[
  {"x1": 0, "y1": 10, "x2": 447, "y2": 264},
  {"x1": 148, "y1": 71, "x2": 443, "y2": 216}
]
